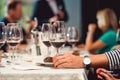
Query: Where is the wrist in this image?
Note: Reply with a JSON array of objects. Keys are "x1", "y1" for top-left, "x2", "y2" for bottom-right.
[
  {"x1": 78, "y1": 57, "x2": 85, "y2": 68},
  {"x1": 87, "y1": 31, "x2": 94, "y2": 35},
  {"x1": 83, "y1": 55, "x2": 91, "y2": 69}
]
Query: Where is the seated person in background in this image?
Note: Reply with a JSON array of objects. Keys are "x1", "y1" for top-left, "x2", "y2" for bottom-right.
[
  {"x1": 29, "y1": 0, "x2": 68, "y2": 31},
  {"x1": 0, "y1": 0, "x2": 27, "y2": 51},
  {"x1": 85, "y1": 8, "x2": 118, "y2": 54},
  {"x1": 96, "y1": 68, "x2": 120, "y2": 80}
]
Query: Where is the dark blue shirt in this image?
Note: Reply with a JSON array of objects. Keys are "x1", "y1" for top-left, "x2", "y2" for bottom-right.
[
  {"x1": 31, "y1": 0, "x2": 68, "y2": 31},
  {"x1": 0, "y1": 17, "x2": 10, "y2": 25},
  {"x1": 0, "y1": 17, "x2": 27, "y2": 52},
  {"x1": 0, "y1": 17, "x2": 9, "y2": 52}
]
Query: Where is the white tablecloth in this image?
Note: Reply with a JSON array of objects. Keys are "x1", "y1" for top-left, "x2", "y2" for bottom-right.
[
  {"x1": 0, "y1": 61, "x2": 87, "y2": 80},
  {"x1": 0, "y1": 32, "x2": 89, "y2": 80}
]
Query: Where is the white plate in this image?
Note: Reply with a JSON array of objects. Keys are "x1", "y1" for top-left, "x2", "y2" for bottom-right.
[
  {"x1": 36, "y1": 62, "x2": 53, "y2": 66},
  {"x1": 32, "y1": 56, "x2": 53, "y2": 66}
]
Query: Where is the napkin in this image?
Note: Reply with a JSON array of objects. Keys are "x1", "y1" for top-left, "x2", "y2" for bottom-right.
[{"x1": 12, "y1": 65, "x2": 43, "y2": 71}]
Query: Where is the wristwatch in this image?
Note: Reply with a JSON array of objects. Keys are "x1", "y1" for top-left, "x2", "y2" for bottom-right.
[{"x1": 83, "y1": 55, "x2": 91, "y2": 69}]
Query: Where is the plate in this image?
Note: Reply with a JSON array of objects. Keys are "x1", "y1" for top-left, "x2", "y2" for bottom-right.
[
  {"x1": 32, "y1": 56, "x2": 53, "y2": 66},
  {"x1": 36, "y1": 62, "x2": 53, "y2": 67}
]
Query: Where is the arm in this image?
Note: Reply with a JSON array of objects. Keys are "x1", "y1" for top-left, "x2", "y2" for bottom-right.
[
  {"x1": 85, "y1": 23, "x2": 106, "y2": 52},
  {"x1": 53, "y1": 49, "x2": 120, "y2": 69},
  {"x1": 53, "y1": 53, "x2": 108, "y2": 68},
  {"x1": 58, "y1": 0, "x2": 68, "y2": 22},
  {"x1": 85, "y1": 33, "x2": 106, "y2": 53},
  {"x1": 90, "y1": 54, "x2": 108, "y2": 68}
]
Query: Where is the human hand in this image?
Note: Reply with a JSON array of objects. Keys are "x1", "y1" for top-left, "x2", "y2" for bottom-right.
[
  {"x1": 49, "y1": 16, "x2": 58, "y2": 23},
  {"x1": 58, "y1": 10, "x2": 64, "y2": 19},
  {"x1": 53, "y1": 53, "x2": 84, "y2": 68},
  {"x1": 88, "y1": 23, "x2": 97, "y2": 33},
  {"x1": 96, "y1": 68, "x2": 118, "y2": 80}
]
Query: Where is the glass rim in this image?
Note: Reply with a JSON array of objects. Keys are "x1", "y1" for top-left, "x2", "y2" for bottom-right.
[{"x1": 7, "y1": 23, "x2": 19, "y2": 26}]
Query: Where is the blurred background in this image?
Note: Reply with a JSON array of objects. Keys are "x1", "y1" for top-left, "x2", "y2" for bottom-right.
[{"x1": 0, "y1": 0, "x2": 120, "y2": 43}]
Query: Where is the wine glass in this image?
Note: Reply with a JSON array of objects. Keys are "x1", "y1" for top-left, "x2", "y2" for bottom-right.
[
  {"x1": 6, "y1": 23, "x2": 23, "y2": 64},
  {"x1": 0, "y1": 22, "x2": 6, "y2": 49},
  {"x1": 50, "y1": 21, "x2": 66, "y2": 55},
  {"x1": 0, "y1": 22, "x2": 6, "y2": 65},
  {"x1": 66, "y1": 27, "x2": 79, "y2": 50},
  {"x1": 116, "y1": 28, "x2": 120, "y2": 44},
  {"x1": 41, "y1": 23, "x2": 51, "y2": 56}
]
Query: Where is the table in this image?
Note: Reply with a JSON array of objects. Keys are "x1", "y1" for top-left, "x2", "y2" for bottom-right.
[
  {"x1": 0, "y1": 32, "x2": 89, "y2": 80},
  {"x1": 0, "y1": 60, "x2": 88, "y2": 80},
  {"x1": 0, "y1": 47, "x2": 90, "y2": 80}
]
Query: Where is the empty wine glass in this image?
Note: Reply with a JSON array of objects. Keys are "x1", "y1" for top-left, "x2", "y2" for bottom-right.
[
  {"x1": 41, "y1": 23, "x2": 51, "y2": 56},
  {"x1": 6, "y1": 23, "x2": 23, "y2": 64},
  {"x1": 116, "y1": 28, "x2": 120, "y2": 44},
  {"x1": 67, "y1": 27, "x2": 79, "y2": 50},
  {"x1": 50, "y1": 21, "x2": 66, "y2": 55}
]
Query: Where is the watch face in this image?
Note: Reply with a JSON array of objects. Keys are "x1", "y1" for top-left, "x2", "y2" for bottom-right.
[{"x1": 83, "y1": 58, "x2": 91, "y2": 65}]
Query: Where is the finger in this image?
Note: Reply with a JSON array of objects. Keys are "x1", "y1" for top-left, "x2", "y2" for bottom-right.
[
  {"x1": 96, "y1": 68, "x2": 103, "y2": 74},
  {"x1": 53, "y1": 55, "x2": 65, "y2": 64},
  {"x1": 57, "y1": 63, "x2": 71, "y2": 68},
  {"x1": 100, "y1": 69, "x2": 108, "y2": 72},
  {"x1": 97, "y1": 75, "x2": 104, "y2": 80},
  {"x1": 97, "y1": 69, "x2": 114, "y2": 78},
  {"x1": 53, "y1": 53, "x2": 70, "y2": 64},
  {"x1": 54, "y1": 57, "x2": 71, "y2": 68},
  {"x1": 97, "y1": 68, "x2": 114, "y2": 78},
  {"x1": 105, "y1": 72, "x2": 114, "y2": 78},
  {"x1": 96, "y1": 68, "x2": 107, "y2": 74},
  {"x1": 99, "y1": 72, "x2": 111, "y2": 80}
]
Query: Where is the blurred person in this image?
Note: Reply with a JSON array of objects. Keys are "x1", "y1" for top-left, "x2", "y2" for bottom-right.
[
  {"x1": 29, "y1": 0, "x2": 68, "y2": 31},
  {"x1": 85, "y1": 8, "x2": 118, "y2": 54},
  {"x1": 0, "y1": 0, "x2": 27, "y2": 52},
  {"x1": 0, "y1": 1, "x2": 22, "y2": 25},
  {"x1": 96, "y1": 68, "x2": 120, "y2": 80}
]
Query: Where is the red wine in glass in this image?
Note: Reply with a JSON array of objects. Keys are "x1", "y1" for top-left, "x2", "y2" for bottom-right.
[
  {"x1": 43, "y1": 41, "x2": 51, "y2": 47},
  {"x1": 51, "y1": 41, "x2": 65, "y2": 48}
]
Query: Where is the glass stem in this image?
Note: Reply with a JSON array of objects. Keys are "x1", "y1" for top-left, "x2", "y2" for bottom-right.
[
  {"x1": 12, "y1": 47, "x2": 15, "y2": 64},
  {"x1": 48, "y1": 47, "x2": 51, "y2": 56},
  {"x1": 56, "y1": 48, "x2": 59, "y2": 54},
  {"x1": 72, "y1": 44, "x2": 75, "y2": 50}
]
